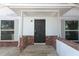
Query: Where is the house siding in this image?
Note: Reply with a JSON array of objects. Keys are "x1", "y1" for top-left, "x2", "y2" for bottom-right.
[{"x1": 23, "y1": 16, "x2": 60, "y2": 36}]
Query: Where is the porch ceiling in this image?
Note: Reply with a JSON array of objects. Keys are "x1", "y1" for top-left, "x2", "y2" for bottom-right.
[
  {"x1": 63, "y1": 7, "x2": 79, "y2": 17},
  {"x1": 9, "y1": 7, "x2": 72, "y2": 16},
  {"x1": 1, "y1": 3, "x2": 78, "y2": 16},
  {"x1": 23, "y1": 12, "x2": 58, "y2": 17}
]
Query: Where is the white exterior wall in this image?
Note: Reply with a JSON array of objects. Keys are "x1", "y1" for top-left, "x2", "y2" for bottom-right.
[
  {"x1": 0, "y1": 16, "x2": 61, "y2": 41},
  {"x1": 56, "y1": 40, "x2": 79, "y2": 56},
  {"x1": 23, "y1": 16, "x2": 61, "y2": 36}
]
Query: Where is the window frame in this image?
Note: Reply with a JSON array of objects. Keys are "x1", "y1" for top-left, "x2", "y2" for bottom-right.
[
  {"x1": 0, "y1": 20, "x2": 15, "y2": 40},
  {"x1": 64, "y1": 20, "x2": 79, "y2": 40}
]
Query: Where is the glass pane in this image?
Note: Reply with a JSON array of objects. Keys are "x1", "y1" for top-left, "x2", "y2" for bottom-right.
[
  {"x1": 1, "y1": 20, "x2": 14, "y2": 29},
  {"x1": 1, "y1": 31, "x2": 14, "y2": 40},
  {"x1": 65, "y1": 31, "x2": 78, "y2": 40},
  {"x1": 65, "y1": 21, "x2": 78, "y2": 30}
]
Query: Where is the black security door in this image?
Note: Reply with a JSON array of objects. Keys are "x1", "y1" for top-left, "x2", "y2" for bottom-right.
[{"x1": 34, "y1": 20, "x2": 45, "y2": 43}]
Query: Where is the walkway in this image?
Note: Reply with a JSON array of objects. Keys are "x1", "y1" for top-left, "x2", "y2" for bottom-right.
[{"x1": 20, "y1": 43, "x2": 57, "y2": 56}]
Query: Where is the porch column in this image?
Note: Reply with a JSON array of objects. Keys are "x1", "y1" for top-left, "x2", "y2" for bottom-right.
[{"x1": 18, "y1": 11, "x2": 23, "y2": 47}]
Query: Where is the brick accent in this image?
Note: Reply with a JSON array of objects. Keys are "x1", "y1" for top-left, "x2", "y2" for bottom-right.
[
  {"x1": 0, "y1": 41, "x2": 18, "y2": 47},
  {"x1": 46, "y1": 36, "x2": 57, "y2": 48},
  {"x1": 19, "y1": 36, "x2": 57, "y2": 50},
  {"x1": 19, "y1": 36, "x2": 34, "y2": 51},
  {"x1": 27, "y1": 36, "x2": 34, "y2": 45},
  {"x1": 19, "y1": 37, "x2": 28, "y2": 51}
]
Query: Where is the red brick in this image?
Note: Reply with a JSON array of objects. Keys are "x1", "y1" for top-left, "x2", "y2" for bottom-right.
[
  {"x1": 0, "y1": 41, "x2": 18, "y2": 47},
  {"x1": 46, "y1": 36, "x2": 57, "y2": 48}
]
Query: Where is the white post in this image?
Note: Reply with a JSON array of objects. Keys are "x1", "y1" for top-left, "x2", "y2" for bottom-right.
[
  {"x1": 18, "y1": 10, "x2": 23, "y2": 47},
  {"x1": 57, "y1": 10, "x2": 60, "y2": 37},
  {"x1": 21, "y1": 10, "x2": 23, "y2": 37}
]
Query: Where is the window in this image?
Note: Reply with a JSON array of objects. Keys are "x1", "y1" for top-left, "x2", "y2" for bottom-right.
[
  {"x1": 1, "y1": 20, "x2": 14, "y2": 40},
  {"x1": 65, "y1": 31, "x2": 78, "y2": 40},
  {"x1": 65, "y1": 20, "x2": 79, "y2": 40},
  {"x1": 65, "y1": 21, "x2": 78, "y2": 30}
]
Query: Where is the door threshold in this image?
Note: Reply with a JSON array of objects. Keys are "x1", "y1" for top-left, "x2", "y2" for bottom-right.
[{"x1": 34, "y1": 43, "x2": 45, "y2": 45}]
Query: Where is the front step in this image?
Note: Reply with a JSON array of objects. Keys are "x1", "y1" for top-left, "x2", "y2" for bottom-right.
[{"x1": 34, "y1": 43, "x2": 45, "y2": 45}]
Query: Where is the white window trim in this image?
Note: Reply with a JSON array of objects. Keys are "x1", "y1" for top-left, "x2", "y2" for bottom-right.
[
  {"x1": 0, "y1": 20, "x2": 15, "y2": 40},
  {"x1": 64, "y1": 20, "x2": 79, "y2": 40},
  {"x1": 1, "y1": 29, "x2": 14, "y2": 31}
]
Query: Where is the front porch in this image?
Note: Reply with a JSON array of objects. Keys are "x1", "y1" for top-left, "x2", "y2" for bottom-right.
[
  {"x1": 0, "y1": 3, "x2": 79, "y2": 56},
  {"x1": 0, "y1": 43, "x2": 57, "y2": 56},
  {"x1": 20, "y1": 43, "x2": 57, "y2": 56},
  {"x1": 19, "y1": 36, "x2": 57, "y2": 51},
  {"x1": 0, "y1": 38, "x2": 79, "y2": 56}
]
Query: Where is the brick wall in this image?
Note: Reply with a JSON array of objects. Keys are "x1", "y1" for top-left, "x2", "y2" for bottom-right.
[
  {"x1": 19, "y1": 36, "x2": 28, "y2": 51},
  {"x1": 19, "y1": 36, "x2": 57, "y2": 50},
  {"x1": 0, "y1": 41, "x2": 18, "y2": 47},
  {"x1": 46, "y1": 36, "x2": 57, "y2": 48},
  {"x1": 27, "y1": 36, "x2": 34, "y2": 45},
  {"x1": 19, "y1": 36, "x2": 34, "y2": 51}
]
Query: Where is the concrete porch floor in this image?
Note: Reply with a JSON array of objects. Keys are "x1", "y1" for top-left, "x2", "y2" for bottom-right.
[
  {"x1": 0, "y1": 43, "x2": 57, "y2": 56},
  {"x1": 0, "y1": 47, "x2": 20, "y2": 56},
  {"x1": 20, "y1": 43, "x2": 58, "y2": 56}
]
